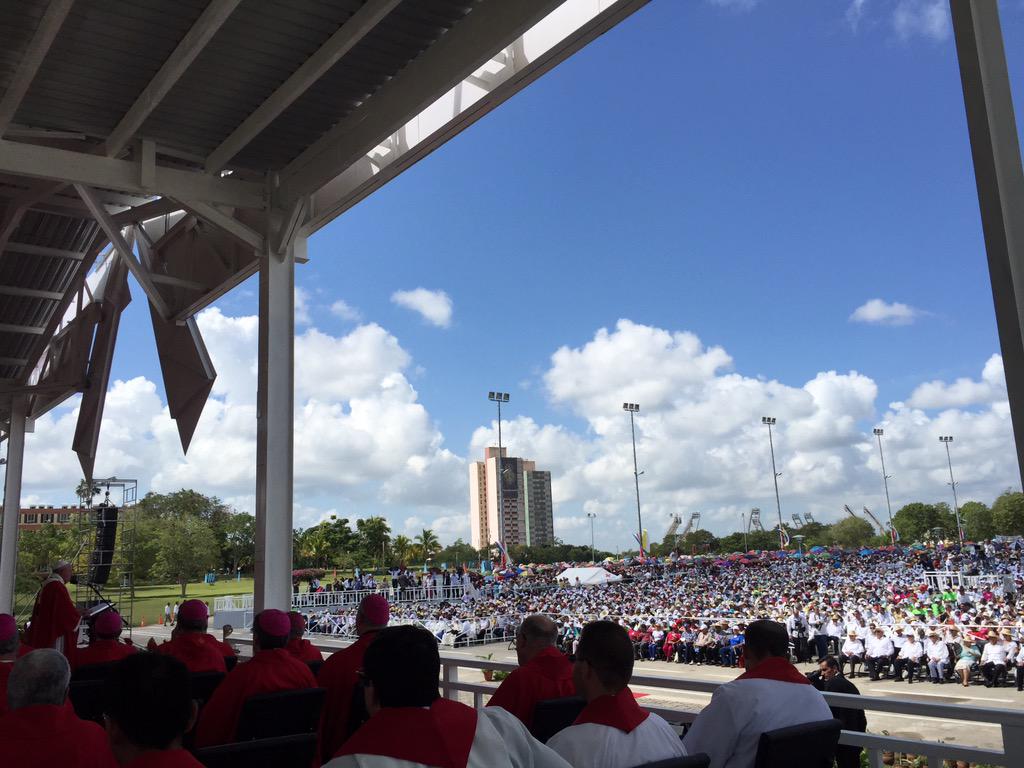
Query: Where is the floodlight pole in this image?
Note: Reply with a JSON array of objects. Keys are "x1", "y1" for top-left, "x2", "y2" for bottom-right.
[
  {"x1": 940, "y1": 436, "x2": 964, "y2": 544},
  {"x1": 488, "y1": 392, "x2": 509, "y2": 557},
  {"x1": 742, "y1": 511, "x2": 748, "y2": 554},
  {"x1": 874, "y1": 428, "x2": 896, "y2": 543},
  {"x1": 623, "y1": 403, "x2": 643, "y2": 558},
  {"x1": 587, "y1": 512, "x2": 597, "y2": 562},
  {"x1": 762, "y1": 416, "x2": 785, "y2": 549}
]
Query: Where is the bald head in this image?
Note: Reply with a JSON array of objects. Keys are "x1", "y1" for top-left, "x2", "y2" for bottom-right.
[
  {"x1": 8, "y1": 649, "x2": 70, "y2": 710},
  {"x1": 515, "y1": 614, "x2": 559, "y2": 665}
]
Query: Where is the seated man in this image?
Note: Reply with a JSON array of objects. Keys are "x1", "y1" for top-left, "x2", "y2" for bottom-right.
[
  {"x1": 318, "y1": 594, "x2": 390, "y2": 763},
  {"x1": 547, "y1": 621, "x2": 688, "y2": 768},
  {"x1": 194, "y1": 609, "x2": 317, "y2": 747},
  {"x1": 0, "y1": 649, "x2": 116, "y2": 767},
  {"x1": 925, "y1": 630, "x2": 948, "y2": 684},
  {"x1": 863, "y1": 627, "x2": 893, "y2": 681},
  {"x1": 839, "y1": 630, "x2": 864, "y2": 678},
  {"x1": 683, "y1": 619, "x2": 832, "y2": 768},
  {"x1": 151, "y1": 600, "x2": 227, "y2": 674},
  {"x1": 103, "y1": 653, "x2": 202, "y2": 766},
  {"x1": 73, "y1": 610, "x2": 136, "y2": 671},
  {"x1": 808, "y1": 657, "x2": 866, "y2": 768},
  {"x1": 894, "y1": 630, "x2": 923, "y2": 684},
  {"x1": 286, "y1": 611, "x2": 323, "y2": 663},
  {"x1": 981, "y1": 630, "x2": 1009, "y2": 687},
  {"x1": 323, "y1": 625, "x2": 568, "y2": 768},
  {"x1": 487, "y1": 614, "x2": 575, "y2": 734}
]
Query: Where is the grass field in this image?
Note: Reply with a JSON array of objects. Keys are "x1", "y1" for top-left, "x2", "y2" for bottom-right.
[{"x1": 129, "y1": 578, "x2": 254, "y2": 626}]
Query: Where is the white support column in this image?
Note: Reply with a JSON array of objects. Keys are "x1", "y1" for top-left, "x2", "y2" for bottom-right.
[
  {"x1": 253, "y1": 226, "x2": 296, "y2": 612},
  {"x1": 0, "y1": 395, "x2": 28, "y2": 614}
]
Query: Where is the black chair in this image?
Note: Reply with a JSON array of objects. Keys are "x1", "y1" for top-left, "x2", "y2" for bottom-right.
[
  {"x1": 190, "y1": 671, "x2": 226, "y2": 705},
  {"x1": 532, "y1": 696, "x2": 586, "y2": 743},
  {"x1": 754, "y1": 718, "x2": 842, "y2": 768},
  {"x1": 68, "y1": 679, "x2": 106, "y2": 724},
  {"x1": 196, "y1": 733, "x2": 318, "y2": 768},
  {"x1": 630, "y1": 755, "x2": 710, "y2": 768},
  {"x1": 224, "y1": 655, "x2": 239, "y2": 672},
  {"x1": 306, "y1": 659, "x2": 323, "y2": 677},
  {"x1": 71, "y1": 661, "x2": 117, "y2": 682},
  {"x1": 235, "y1": 687, "x2": 325, "y2": 741}
]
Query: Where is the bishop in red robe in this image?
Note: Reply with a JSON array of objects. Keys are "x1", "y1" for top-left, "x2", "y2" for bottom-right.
[
  {"x1": 152, "y1": 599, "x2": 227, "y2": 674},
  {"x1": 286, "y1": 611, "x2": 324, "y2": 662},
  {"x1": 24, "y1": 562, "x2": 80, "y2": 659},
  {"x1": 73, "y1": 609, "x2": 137, "y2": 671}
]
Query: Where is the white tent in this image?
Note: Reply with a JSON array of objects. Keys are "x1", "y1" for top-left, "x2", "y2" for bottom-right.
[{"x1": 556, "y1": 567, "x2": 622, "y2": 586}]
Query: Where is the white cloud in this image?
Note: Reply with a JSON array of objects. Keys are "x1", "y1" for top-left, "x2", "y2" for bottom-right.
[
  {"x1": 330, "y1": 299, "x2": 361, "y2": 322},
  {"x1": 707, "y1": 0, "x2": 759, "y2": 10},
  {"x1": 295, "y1": 286, "x2": 312, "y2": 326},
  {"x1": 907, "y1": 354, "x2": 1006, "y2": 409},
  {"x1": 846, "y1": 0, "x2": 868, "y2": 31},
  {"x1": 390, "y1": 288, "x2": 453, "y2": 328},
  {"x1": 849, "y1": 298, "x2": 922, "y2": 326},
  {"x1": 892, "y1": 0, "x2": 950, "y2": 41}
]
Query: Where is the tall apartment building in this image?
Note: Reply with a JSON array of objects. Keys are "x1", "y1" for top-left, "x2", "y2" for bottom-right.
[{"x1": 469, "y1": 447, "x2": 555, "y2": 550}]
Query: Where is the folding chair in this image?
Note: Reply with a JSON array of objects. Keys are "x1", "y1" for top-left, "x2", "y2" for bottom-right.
[
  {"x1": 195, "y1": 733, "x2": 317, "y2": 768},
  {"x1": 235, "y1": 687, "x2": 325, "y2": 741},
  {"x1": 754, "y1": 718, "x2": 842, "y2": 768}
]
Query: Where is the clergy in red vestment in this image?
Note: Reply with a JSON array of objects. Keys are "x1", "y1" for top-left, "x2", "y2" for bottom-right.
[
  {"x1": 74, "y1": 610, "x2": 137, "y2": 671},
  {"x1": 286, "y1": 611, "x2": 323, "y2": 662},
  {"x1": 486, "y1": 613, "x2": 575, "y2": 734},
  {"x1": 103, "y1": 653, "x2": 204, "y2": 767},
  {"x1": 322, "y1": 625, "x2": 569, "y2": 768},
  {"x1": 548, "y1": 622, "x2": 687, "y2": 768},
  {"x1": 0, "y1": 613, "x2": 20, "y2": 716},
  {"x1": 318, "y1": 593, "x2": 390, "y2": 762},
  {"x1": 193, "y1": 608, "x2": 317, "y2": 747},
  {"x1": 152, "y1": 600, "x2": 227, "y2": 674},
  {"x1": 24, "y1": 561, "x2": 81, "y2": 659},
  {"x1": 0, "y1": 648, "x2": 117, "y2": 767}
]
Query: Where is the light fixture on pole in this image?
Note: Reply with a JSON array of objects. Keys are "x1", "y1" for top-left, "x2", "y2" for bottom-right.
[
  {"x1": 873, "y1": 428, "x2": 896, "y2": 543},
  {"x1": 793, "y1": 534, "x2": 806, "y2": 558},
  {"x1": 623, "y1": 403, "x2": 644, "y2": 558},
  {"x1": 761, "y1": 416, "x2": 785, "y2": 549},
  {"x1": 741, "y1": 510, "x2": 748, "y2": 553},
  {"x1": 587, "y1": 512, "x2": 597, "y2": 563},
  {"x1": 939, "y1": 436, "x2": 964, "y2": 544},
  {"x1": 488, "y1": 391, "x2": 510, "y2": 558}
]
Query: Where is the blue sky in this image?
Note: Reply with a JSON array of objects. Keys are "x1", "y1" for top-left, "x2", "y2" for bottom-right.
[{"x1": 22, "y1": 0, "x2": 1024, "y2": 548}]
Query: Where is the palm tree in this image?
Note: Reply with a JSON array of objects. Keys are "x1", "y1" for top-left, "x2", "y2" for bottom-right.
[
  {"x1": 415, "y1": 529, "x2": 441, "y2": 560},
  {"x1": 391, "y1": 535, "x2": 413, "y2": 564},
  {"x1": 75, "y1": 479, "x2": 100, "y2": 507}
]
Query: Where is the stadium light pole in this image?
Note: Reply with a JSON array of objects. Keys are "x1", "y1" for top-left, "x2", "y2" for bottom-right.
[
  {"x1": 762, "y1": 416, "x2": 785, "y2": 549},
  {"x1": 623, "y1": 403, "x2": 644, "y2": 558},
  {"x1": 587, "y1": 512, "x2": 597, "y2": 562},
  {"x1": 488, "y1": 392, "x2": 510, "y2": 558},
  {"x1": 873, "y1": 428, "x2": 896, "y2": 543},
  {"x1": 741, "y1": 510, "x2": 748, "y2": 553},
  {"x1": 939, "y1": 436, "x2": 964, "y2": 544}
]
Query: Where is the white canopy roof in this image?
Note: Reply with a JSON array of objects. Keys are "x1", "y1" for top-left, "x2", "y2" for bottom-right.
[{"x1": 556, "y1": 566, "x2": 621, "y2": 585}]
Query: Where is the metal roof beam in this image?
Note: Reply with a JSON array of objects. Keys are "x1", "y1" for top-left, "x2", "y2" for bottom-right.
[
  {"x1": 104, "y1": 0, "x2": 242, "y2": 157},
  {"x1": 279, "y1": 0, "x2": 567, "y2": 202},
  {"x1": 205, "y1": 0, "x2": 401, "y2": 173},
  {"x1": 171, "y1": 198, "x2": 263, "y2": 251},
  {"x1": 0, "y1": 323, "x2": 45, "y2": 335},
  {"x1": 6, "y1": 241, "x2": 87, "y2": 261},
  {"x1": 0, "y1": 0, "x2": 75, "y2": 135},
  {"x1": 0, "y1": 285, "x2": 63, "y2": 301},
  {"x1": 0, "y1": 358, "x2": 28, "y2": 368},
  {"x1": 0, "y1": 140, "x2": 265, "y2": 209},
  {"x1": 75, "y1": 185, "x2": 172, "y2": 319}
]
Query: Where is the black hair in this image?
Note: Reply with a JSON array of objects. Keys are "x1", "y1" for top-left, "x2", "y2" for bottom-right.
[
  {"x1": 744, "y1": 620, "x2": 790, "y2": 658},
  {"x1": 576, "y1": 620, "x2": 634, "y2": 691},
  {"x1": 820, "y1": 655, "x2": 841, "y2": 672},
  {"x1": 103, "y1": 653, "x2": 192, "y2": 750},
  {"x1": 363, "y1": 626, "x2": 440, "y2": 708}
]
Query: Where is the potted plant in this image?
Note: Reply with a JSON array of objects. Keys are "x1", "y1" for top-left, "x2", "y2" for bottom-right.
[{"x1": 479, "y1": 653, "x2": 495, "y2": 682}]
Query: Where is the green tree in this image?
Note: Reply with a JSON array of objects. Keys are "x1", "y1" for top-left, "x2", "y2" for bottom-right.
[
  {"x1": 992, "y1": 491, "x2": 1024, "y2": 535},
  {"x1": 680, "y1": 529, "x2": 719, "y2": 553},
  {"x1": 356, "y1": 517, "x2": 391, "y2": 564},
  {"x1": 74, "y1": 479, "x2": 100, "y2": 506},
  {"x1": 153, "y1": 515, "x2": 220, "y2": 597},
  {"x1": 223, "y1": 513, "x2": 255, "y2": 572},
  {"x1": 960, "y1": 500, "x2": 994, "y2": 540},
  {"x1": 829, "y1": 516, "x2": 875, "y2": 548},
  {"x1": 437, "y1": 538, "x2": 475, "y2": 565},
  {"x1": 136, "y1": 489, "x2": 234, "y2": 569},
  {"x1": 717, "y1": 532, "x2": 746, "y2": 553},
  {"x1": 415, "y1": 529, "x2": 441, "y2": 561},
  {"x1": 892, "y1": 502, "x2": 956, "y2": 543},
  {"x1": 391, "y1": 535, "x2": 413, "y2": 564}
]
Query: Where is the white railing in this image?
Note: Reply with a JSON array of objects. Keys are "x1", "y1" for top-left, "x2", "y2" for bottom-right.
[
  {"x1": 433, "y1": 656, "x2": 1024, "y2": 768},
  {"x1": 213, "y1": 594, "x2": 254, "y2": 612},
  {"x1": 924, "y1": 570, "x2": 1004, "y2": 590},
  {"x1": 292, "y1": 584, "x2": 467, "y2": 610}
]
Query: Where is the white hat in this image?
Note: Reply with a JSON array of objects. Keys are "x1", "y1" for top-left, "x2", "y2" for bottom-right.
[{"x1": 52, "y1": 560, "x2": 72, "y2": 571}]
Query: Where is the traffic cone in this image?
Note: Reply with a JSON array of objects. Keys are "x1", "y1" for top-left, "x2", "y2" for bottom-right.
[
  {"x1": 158, "y1": 615, "x2": 164, "y2": 625},
  {"x1": 140, "y1": 617, "x2": 145, "y2": 627}
]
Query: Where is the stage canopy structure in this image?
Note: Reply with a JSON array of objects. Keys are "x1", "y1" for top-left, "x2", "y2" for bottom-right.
[
  {"x1": 1, "y1": 0, "x2": 1023, "y2": 615},
  {"x1": 556, "y1": 566, "x2": 621, "y2": 586}
]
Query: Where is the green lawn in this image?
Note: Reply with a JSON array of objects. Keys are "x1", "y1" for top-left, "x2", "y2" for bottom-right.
[{"x1": 129, "y1": 578, "x2": 254, "y2": 627}]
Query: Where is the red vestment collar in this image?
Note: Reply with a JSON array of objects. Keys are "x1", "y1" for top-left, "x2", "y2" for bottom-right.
[
  {"x1": 335, "y1": 697, "x2": 477, "y2": 768},
  {"x1": 573, "y1": 687, "x2": 649, "y2": 733},
  {"x1": 736, "y1": 657, "x2": 811, "y2": 685}
]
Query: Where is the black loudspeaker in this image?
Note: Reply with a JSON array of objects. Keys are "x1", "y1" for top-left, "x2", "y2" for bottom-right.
[{"x1": 88, "y1": 502, "x2": 118, "y2": 585}]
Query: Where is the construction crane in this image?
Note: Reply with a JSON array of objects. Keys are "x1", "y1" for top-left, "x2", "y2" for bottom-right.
[
  {"x1": 803, "y1": 513, "x2": 815, "y2": 525},
  {"x1": 862, "y1": 506, "x2": 888, "y2": 536},
  {"x1": 791, "y1": 514, "x2": 803, "y2": 529},
  {"x1": 679, "y1": 511, "x2": 701, "y2": 538},
  {"x1": 748, "y1": 508, "x2": 765, "y2": 532},
  {"x1": 664, "y1": 514, "x2": 682, "y2": 543}
]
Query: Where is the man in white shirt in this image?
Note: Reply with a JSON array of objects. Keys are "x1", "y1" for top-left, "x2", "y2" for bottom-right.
[
  {"x1": 839, "y1": 631, "x2": 864, "y2": 679},
  {"x1": 924, "y1": 631, "x2": 949, "y2": 684},
  {"x1": 324, "y1": 625, "x2": 569, "y2": 768},
  {"x1": 895, "y1": 631, "x2": 923, "y2": 685},
  {"x1": 547, "y1": 621, "x2": 687, "y2": 768},
  {"x1": 981, "y1": 631, "x2": 1009, "y2": 687},
  {"x1": 683, "y1": 620, "x2": 832, "y2": 768},
  {"x1": 864, "y1": 627, "x2": 894, "y2": 681}
]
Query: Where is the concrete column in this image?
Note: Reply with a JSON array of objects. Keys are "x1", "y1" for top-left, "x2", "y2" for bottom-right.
[
  {"x1": 254, "y1": 234, "x2": 296, "y2": 612},
  {"x1": 0, "y1": 395, "x2": 27, "y2": 614},
  {"x1": 951, "y1": 0, "x2": 1024, "y2": 485}
]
